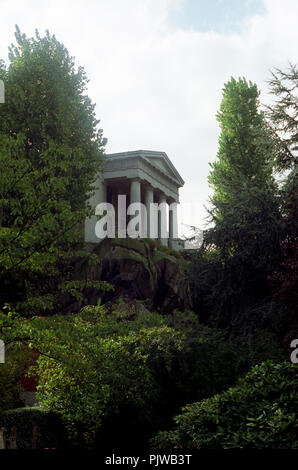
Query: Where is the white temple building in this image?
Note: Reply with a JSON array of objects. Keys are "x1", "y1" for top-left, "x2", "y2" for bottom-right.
[{"x1": 84, "y1": 150, "x2": 185, "y2": 249}]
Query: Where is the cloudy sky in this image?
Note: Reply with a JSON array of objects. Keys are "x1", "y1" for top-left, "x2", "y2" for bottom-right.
[{"x1": 0, "y1": 0, "x2": 297, "y2": 233}]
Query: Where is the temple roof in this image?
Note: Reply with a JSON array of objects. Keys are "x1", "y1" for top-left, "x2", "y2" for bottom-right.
[{"x1": 105, "y1": 150, "x2": 184, "y2": 188}]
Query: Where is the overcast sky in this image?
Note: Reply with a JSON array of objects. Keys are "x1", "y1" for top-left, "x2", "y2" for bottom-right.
[{"x1": 0, "y1": 0, "x2": 297, "y2": 233}]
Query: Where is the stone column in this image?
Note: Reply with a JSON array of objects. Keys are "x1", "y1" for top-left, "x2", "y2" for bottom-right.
[
  {"x1": 84, "y1": 175, "x2": 107, "y2": 243},
  {"x1": 168, "y1": 199, "x2": 178, "y2": 248},
  {"x1": 128, "y1": 178, "x2": 142, "y2": 238},
  {"x1": 145, "y1": 186, "x2": 155, "y2": 238},
  {"x1": 158, "y1": 193, "x2": 168, "y2": 246},
  {"x1": 130, "y1": 179, "x2": 141, "y2": 204}
]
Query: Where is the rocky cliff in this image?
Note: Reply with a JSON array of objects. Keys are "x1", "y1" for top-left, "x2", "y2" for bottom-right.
[{"x1": 64, "y1": 238, "x2": 191, "y2": 314}]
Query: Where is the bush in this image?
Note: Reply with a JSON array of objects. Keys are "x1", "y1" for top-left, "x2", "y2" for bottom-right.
[
  {"x1": 3, "y1": 305, "x2": 285, "y2": 449},
  {"x1": 152, "y1": 361, "x2": 298, "y2": 449},
  {"x1": 0, "y1": 407, "x2": 68, "y2": 449},
  {"x1": 23, "y1": 302, "x2": 184, "y2": 447},
  {"x1": 31, "y1": 307, "x2": 252, "y2": 447}
]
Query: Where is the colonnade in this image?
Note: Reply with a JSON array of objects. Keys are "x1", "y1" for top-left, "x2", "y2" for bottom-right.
[
  {"x1": 129, "y1": 178, "x2": 178, "y2": 246},
  {"x1": 86, "y1": 177, "x2": 179, "y2": 246}
]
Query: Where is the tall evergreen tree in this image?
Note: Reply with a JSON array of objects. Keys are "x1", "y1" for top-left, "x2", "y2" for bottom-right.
[
  {"x1": 208, "y1": 77, "x2": 277, "y2": 223},
  {"x1": 203, "y1": 77, "x2": 283, "y2": 325}
]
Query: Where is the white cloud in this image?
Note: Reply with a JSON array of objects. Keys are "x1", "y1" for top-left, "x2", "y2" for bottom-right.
[{"x1": 0, "y1": 0, "x2": 297, "y2": 231}]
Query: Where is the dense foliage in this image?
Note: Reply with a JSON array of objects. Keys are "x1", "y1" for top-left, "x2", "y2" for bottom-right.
[
  {"x1": 188, "y1": 74, "x2": 296, "y2": 335},
  {"x1": 208, "y1": 77, "x2": 277, "y2": 219},
  {"x1": 207, "y1": 77, "x2": 282, "y2": 312},
  {"x1": 152, "y1": 361, "x2": 298, "y2": 449},
  {"x1": 0, "y1": 26, "x2": 107, "y2": 315},
  {"x1": 0, "y1": 302, "x2": 283, "y2": 448}
]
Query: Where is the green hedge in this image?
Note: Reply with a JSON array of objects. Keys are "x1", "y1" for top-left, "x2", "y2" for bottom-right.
[
  {"x1": 152, "y1": 361, "x2": 298, "y2": 449},
  {"x1": 0, "y1": 407, "x2": 68, "y2": 449}
]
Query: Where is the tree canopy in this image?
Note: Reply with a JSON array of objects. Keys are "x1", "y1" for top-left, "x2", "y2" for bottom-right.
[
  {"x1": 208, "y1": 77, "x2": 277, "y2": 221},
  {"x1": 0, "y1": 26, "x2": 107, "y2": 314},
  {"x1": 190, "y1": 77, "x2": 284, "y2": 326}
]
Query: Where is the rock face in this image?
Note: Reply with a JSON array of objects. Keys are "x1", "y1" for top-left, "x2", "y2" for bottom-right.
[{"x1": 66, "y1": 238, "x2": 191, "y2": 314}]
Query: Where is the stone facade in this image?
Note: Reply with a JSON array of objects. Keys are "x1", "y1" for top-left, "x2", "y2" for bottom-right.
[{"x1": 85, "y1": 150, "x2": 185, "y2": 249}]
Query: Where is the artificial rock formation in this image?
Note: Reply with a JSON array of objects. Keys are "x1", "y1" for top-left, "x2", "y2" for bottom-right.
[{"x1": 65, "y1": 238, "x2": 191, "y2": 314}]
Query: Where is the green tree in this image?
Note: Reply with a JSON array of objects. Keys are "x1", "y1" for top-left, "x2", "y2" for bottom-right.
[
  {"x1": 196, "y1": 78, "x2": 284, "y2": 326},
  {"x1": 208, "y1": 77, "x2": 277, "y2": 222},
  {"x1": 4, "y1": 302, "x2": 184, "y2": 447},
  {"x1": 1, "y1": 302, "x2": 283, "y2": 448},
  {"x1": 0, "y1": 27, "x2": 107, "y2": 314},
  {"x1": 266, "y1": 63, "x2": 297, "y2": 172}
]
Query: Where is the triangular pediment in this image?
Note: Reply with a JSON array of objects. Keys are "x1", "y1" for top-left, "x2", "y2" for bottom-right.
[
  {"x1": 105, "y1": 150, "x2": 184, "y2": 187},
  {"x1": 144, "y1": 156, "x2": 178, "y2": 181}
]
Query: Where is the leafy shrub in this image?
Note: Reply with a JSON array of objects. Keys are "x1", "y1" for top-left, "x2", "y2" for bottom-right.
[
  {"x1": 23, "y1": 302, "x2": 183, "y2": 447},
  {"x1": 0, "y1": 407, "x2": 68, "y2": 449},
  {"x1": 152, "y1": 361, "x2": 298, "y2": 449},
  {"x1": 2, "y1": 304, "x2": 284, "y2": 449},
  {"x1": 32, "y1": 307, "x2": 252, "y2": 447}
]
